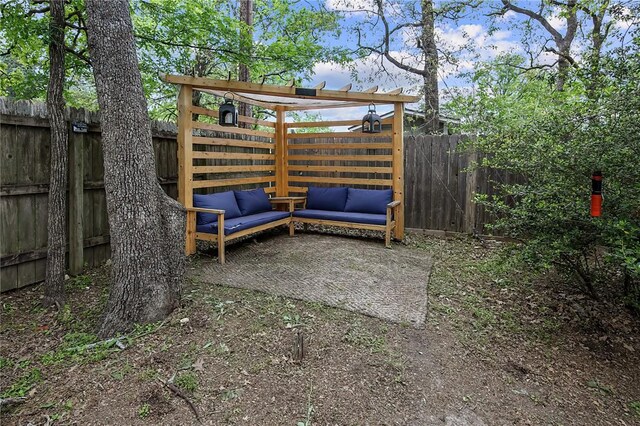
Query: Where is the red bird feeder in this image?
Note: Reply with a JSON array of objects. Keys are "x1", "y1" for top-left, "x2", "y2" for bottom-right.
[{"x1": 591, "y1": 171, "x2": 602, "y2": 217}]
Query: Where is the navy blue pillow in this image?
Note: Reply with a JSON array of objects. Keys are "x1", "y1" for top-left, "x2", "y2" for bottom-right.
[
  {"x1": 193, "y1": 191, "x2": 242, "y2": 225},
  {"x1": 306, "y1": 186, "x2": 348, "y2": 211},
  {"x1": 234, "y1": 188, "x2": 272, "y2": 216},
  {"x1": 344, "y1": 188, "x2": 393, "y2": 215}
]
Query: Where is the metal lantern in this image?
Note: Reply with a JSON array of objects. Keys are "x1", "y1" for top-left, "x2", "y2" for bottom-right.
[
  {"x1": 362, "y1": 103, "x2": 382, "y2": 133},
  {"x1": 218, "y1": 93, "x2": 238, "y2": 127}
]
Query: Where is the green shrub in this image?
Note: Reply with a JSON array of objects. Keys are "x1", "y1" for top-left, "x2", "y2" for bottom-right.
[{"x1": 447, "y1": 45, "x2": 640, "y2": 305}]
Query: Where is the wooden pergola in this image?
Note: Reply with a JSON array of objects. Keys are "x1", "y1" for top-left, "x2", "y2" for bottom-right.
[{"x1": 162, "y1": 74, "x2": 420, "y2": 254}]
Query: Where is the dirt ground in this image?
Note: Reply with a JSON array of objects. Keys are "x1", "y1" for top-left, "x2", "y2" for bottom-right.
[{"x1": 1, "y1": 232, "x2": 638, "y2": 425}]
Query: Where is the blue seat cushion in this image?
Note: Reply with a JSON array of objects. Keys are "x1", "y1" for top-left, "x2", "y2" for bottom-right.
[
  {"x1": 292, "y1": 209, "x2": 386, "y2": 225},
  {"x1": 306, "y1": 186, "x2": 348, "y2": 211},
  {"x1": 193, "y1": 191, "x2": 242, "y2": 225},
  {"x1": 234, "y1": 188, "x2": 272, "y2": 216},
  {"x1": 196, "y1": 211, "x2": 290, "y2": 236},
  {"x1": 344, "y1": 188, "x2": 392, "y2": 215}
]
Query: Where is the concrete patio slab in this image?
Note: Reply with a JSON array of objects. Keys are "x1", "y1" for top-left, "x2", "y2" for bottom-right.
[{"x1": 193, "y1": 233, "x2": 433, "y2": 327}]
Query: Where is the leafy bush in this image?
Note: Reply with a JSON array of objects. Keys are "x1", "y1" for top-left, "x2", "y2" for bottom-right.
[{"x1": 446, "y1": 42, "x2": 639, "y2": 306}]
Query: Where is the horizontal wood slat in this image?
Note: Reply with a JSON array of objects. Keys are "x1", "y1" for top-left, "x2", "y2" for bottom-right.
[
  {"x1": 288, "y1": 186, "x2": 309, "y2": 193},
  {"x1": 193, "y1": 165, "x2": 276, "y2": 174},
  {"x1": 286, "y1": 130, "x2": 392, "y2": 139},
  {"x1": 192, "y1": 176, "x2": 276, "y2": 188},
  {"x1": 288, "y1": 176, "x2": 393, "y2": 186},
  {"x1": 285, "y1": 118, "x2": 392, "y2": 129},
  {"x1": 192, "y1": 136, "x2": 274, "y2": 150},
  {"x1": 292, "y1": 217, "x2": 386, "y2": 232},
  {"x1": 194, "y1": 217, "x2": 289, "y2": 242},
  {"x1": 287, "y1": 186, "x2": 309, "y2": 193},
  {"x1": 190, "y1": 106, "x2": 276, "y2": 127},
  {"x1": 192, "y1": 151, "x2": 274, "y2": 160},
  {"x1": 0, "y1": 235, "x2": 110, "y2": 268},
  {"x1": 287, "y1": 142, "x2": 391, "y2": 150},
  {"x1": 192, "y1": 121, "x2": 275, "y2": 138},
  {"x1": 288, "y1": 154, "x2": 392, "y2": 162},
  {"x1": 287, "y1": 165, "x2": 392, "y2": 174},
  {"x1": 1, "y1": 179, "x2": 177, "y2": 197},
  {"x1": 193, "y1": 186, "x2": 276, "y2": 194}
]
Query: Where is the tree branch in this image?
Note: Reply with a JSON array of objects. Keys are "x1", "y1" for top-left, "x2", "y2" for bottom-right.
[
  {"x1": 500, "y1": 0, "x2": 562, "y2": 41},
  {"x1": 543, "y1": 46, "x2": 578, "y2": 67},
  {"x1": 27, "y1": 6, "x2": 50, "y2": 15},
  {"x1": 65, "y1": 47, "x2": 91, "y2": 65}
]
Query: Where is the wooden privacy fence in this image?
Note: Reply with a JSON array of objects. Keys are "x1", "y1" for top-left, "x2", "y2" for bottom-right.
[
  {"x1": 403, "y1": 134, "x2": 521, "y2": 235},
  {"x1": 0, "y1": 99, "x2": 177, "y2": 292},
  {"x1": 1, "y1": 99, "x2": 513, "y2": 292}
]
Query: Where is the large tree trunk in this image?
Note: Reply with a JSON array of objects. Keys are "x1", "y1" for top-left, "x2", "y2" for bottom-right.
[
  {"x1": 421, "y1": 0, "x2": 439, "y2": 134},
  {"x1": 85, "y1": 0, "x2": 186, "y2": 337},
  {"x1": 238, "y1": 0, "x2": 253, "y2": 126},
  {"x1": 43, "y1": 0, "x2": 68, "y2": 309}
]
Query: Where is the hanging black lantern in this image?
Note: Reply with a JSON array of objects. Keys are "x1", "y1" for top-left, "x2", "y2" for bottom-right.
[
  {"x1": 219, "y1": 93, "x2": 238, "y2": 127},
  {"x1": 362, "y1": 103, "x2": 381, "y2": 133}
]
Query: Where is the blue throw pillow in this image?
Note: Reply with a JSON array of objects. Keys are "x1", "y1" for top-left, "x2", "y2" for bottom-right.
[
  {"x1": 234, "y1": 188, "x2": 272, "y2": 216},
  {"x1": 344, "y1": 188, "x2": 393, "y2": 215},
  {"x1": 306, "y1": 186, "x2": 348, "y2": 211},
  {"x1": 193, "y1": 191, "x2": 242, "y2": 225}
]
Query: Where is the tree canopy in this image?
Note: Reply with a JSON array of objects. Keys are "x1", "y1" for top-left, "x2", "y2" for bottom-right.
[{"x1": 1, "y1": 0, "x2": 349, "y2": 118}]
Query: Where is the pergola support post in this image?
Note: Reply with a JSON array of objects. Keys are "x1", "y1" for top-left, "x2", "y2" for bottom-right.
[
  {"x1": 177, "y1": 85, "x2": 196, "y2": 254},
  {"x1": 392, "y1": 102, "x2": 404, "y2": 240},
  {"x1": 275, "y1": 106, "x2": 287, "y2": 196}
]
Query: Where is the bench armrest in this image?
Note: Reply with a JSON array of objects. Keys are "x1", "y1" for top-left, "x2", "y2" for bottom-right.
[
  {"x1": 386, "y1": 200, "x2": 401, "y2": 224},
  {"x1": 186, "y1": 207, "x2": 225, "y2": 215}
]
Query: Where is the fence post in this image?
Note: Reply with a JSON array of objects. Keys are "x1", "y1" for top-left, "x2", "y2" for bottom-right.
[
  {"x1": 464, "y1": 150, "x2": 478, "y2": 234},
  {"x1": 68, "y1": 110, "x2": 84, "y2": 274}
]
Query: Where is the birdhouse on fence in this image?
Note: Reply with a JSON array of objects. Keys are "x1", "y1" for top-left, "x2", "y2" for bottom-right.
[{"x1": 362, "y1": 103, "x2": 381, "y2": 133}]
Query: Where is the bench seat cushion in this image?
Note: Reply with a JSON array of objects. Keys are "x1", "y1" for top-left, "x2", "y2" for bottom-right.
[
  {"x1": 196, "y1": 211, "x2": 290, "y2": 236},
  {"x1": 292, "y1": 209, "x2": 386, "y2": 226}
]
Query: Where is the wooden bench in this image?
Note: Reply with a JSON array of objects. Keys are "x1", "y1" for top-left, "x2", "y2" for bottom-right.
[
  {"x1": 188, "y1": 187, "x2": 400, "y2": 263},
  {"x1": 290, "y1": 187, "x2": 401, "y2": 247},
  {"x1": 188, "y1": 189, "x2": 303, "y2": 264}
]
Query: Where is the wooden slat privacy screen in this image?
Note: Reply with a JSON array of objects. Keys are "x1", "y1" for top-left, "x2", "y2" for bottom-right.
[{"x1": 167, "y1": 75, "x2": 419, "y2": 254}]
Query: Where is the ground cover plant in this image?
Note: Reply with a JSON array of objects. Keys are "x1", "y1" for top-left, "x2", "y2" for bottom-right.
[{"x1": 1, "y1": 233, "x2": 638, "y2": 425}]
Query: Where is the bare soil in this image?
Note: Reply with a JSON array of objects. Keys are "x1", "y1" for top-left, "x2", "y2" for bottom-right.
[{"x1": 1, "y1": 232, "x2": 638, "y2": 425}]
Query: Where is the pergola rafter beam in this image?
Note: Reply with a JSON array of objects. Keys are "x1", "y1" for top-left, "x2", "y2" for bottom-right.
[
  {"x1": 386, "y1": 87, "x2": 403, "y2": 95},
  {"x1": 160, "y1": 74, "x2": 420, "y2": 104}
]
